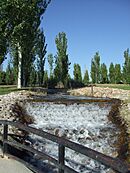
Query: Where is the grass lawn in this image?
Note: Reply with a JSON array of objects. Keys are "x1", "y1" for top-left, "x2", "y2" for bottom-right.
[
  {"x1": 96, "y1": 84, "x2": 130, "y2": 90},
  {"x1": 0, "y1": 85, "x2": 19, "y2": 95},
  {"x1": 0, "y1": 84, "x2": 130, "y2": 95}
]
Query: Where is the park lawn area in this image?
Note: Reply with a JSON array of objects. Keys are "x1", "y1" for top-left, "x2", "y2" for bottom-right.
[
  {"x1": 1, "y1": 84, "x2": 130, "y2": 95},
  {"x1": 96, "y1": 84, "x2": 130, "y2": 90},
  {"x1": 0, "y1": 85, "x2": 19, "y2": 95}
]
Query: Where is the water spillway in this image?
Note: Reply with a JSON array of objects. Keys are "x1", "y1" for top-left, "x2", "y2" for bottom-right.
[{"x1": 24, "y1": 94, "x2": 122, "y2": 173}]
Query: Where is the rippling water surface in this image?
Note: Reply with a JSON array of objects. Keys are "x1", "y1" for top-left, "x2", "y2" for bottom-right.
[{"x1": 25, "y1": 96, "x2": 120, "y2": 173}]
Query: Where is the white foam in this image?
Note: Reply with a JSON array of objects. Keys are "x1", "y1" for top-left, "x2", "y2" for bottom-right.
[{"x1": 25, "y1": 102, "x2": 119, "y2": 173}]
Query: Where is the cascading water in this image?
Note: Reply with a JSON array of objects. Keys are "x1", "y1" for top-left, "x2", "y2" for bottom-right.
[{"x1": 24, "y1": 95, "x2": 120, "y2": 173}]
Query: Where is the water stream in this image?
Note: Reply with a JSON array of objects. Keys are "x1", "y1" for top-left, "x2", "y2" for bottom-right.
[{"x1": 24, "y1": 94, "x2": 121, "y2": 173}]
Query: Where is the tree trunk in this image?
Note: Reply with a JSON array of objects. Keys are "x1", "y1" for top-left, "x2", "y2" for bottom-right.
[{"x1": 17, "y1": 43, "x2": 22, "y2": 89}]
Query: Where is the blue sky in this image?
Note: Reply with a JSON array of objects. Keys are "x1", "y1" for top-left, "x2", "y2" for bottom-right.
[{"x1": 41, "y1": 0, "x2": 130, "y2": 77}]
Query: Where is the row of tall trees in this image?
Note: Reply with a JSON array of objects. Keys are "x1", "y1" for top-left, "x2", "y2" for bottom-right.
[
  {"x1": 0, "y1": 0, "x2": 51, "y2": 88},
  {"x1": 45, "y1": 48, "x2": 130, "y2": 87},
  {"x1": 90, "y1": 50, "x2": 130, "y2": 84},
  {"x1": 1, "y1": 47, "x2": 130, "y2": 86},
  {"x1": 0, "y1": 1, "x2": 130, "y2": 89},
  {"x1": 0, "y1": 31, "x2": 71, "y2": 87}
]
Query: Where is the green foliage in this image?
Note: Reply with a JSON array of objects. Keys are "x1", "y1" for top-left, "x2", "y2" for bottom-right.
[
  {"x1": 94, "y1": 52, "x2": 101, "y2": 83},
  {"x1": 0, "y1": 34, "x2": 8, "y2": 65},
  {"x1": 100, "y1": 63, "x2": 108, "y2": 83},
  {"x1": 115, "y1": 64, "x2": 122, "y2": 84},
  {"x1": 123, "y1": 48, "x2": 130, "y2": 84},
  {"x1": 43, "y1": 70, "x2": 48, "y2": 87},
  {"x1": 83, "y1": 69, "x2": 89, "y2": 85},
  {"x1": 0, "y1": 0, "x2": 51, "y2": 44},
  {"x1": 5, "y1": 62, "x2": 15, "y2": 85},
  {"x1": 35, "y1": 30, "x2": 47, "y2": 86},
  {"x1": 29, "y1": 65, "x2": 37, "y2": 87},
  {"x1": 73, "y1": 63, "x2": 82, "y2": 83},
  {"x1": 109, "y1": 63, "x2": 115, "y2": 83},
  {"x1": 0, "y1": 0, "x2": 51, "y2": 87},
  {"x1": 109, "y1": 63, "x2": 122, "y2": 84},
  {"x1": 54, "y1": 32, "x2": 71, "y2": 88},
  {"x1": 0, "y1": 61, "x2": 17, "y2": 85},
  {"x1": 91, "y1": 52, "x2": 101, "y2": 84},
  {"x1": 0, "y1": 71, "x2": 6, "y2": 84},
  {"x1": 90, "y1": 59, "x2": 96, "y2": 83}
]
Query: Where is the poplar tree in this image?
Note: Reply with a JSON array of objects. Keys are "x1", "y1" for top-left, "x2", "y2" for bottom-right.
[
  {"x1": 100, "y1": 63, "x2": 108, "y2": 83},
  {"x1": 123, "y1": 48, "x2": 130, "y2": 84},
  {"x1": 109, "y1": 63, "x2": 115, "y2": 83},
  {"x1": 94, "y1": 52, "x2": 101, "y2": 83},
  {"x1": 36, "y1": 30, "x2": 47, "y2": 86},
  {"x1": 54, "y1": 32, "x2": 71, "y2": 88},
  {"x1": 43, "y1": 70, "x2": 48, "y2": 87},
  {"x1": 5, "y1": 62, "x2": 15, "y2": 85},
  {"x1": 90, "y1": 52, "x2": 101, "y2": 84},
  {"x1": 115, "y1": 64, "x2": 122, "y2": 84},
  {"x1": 83, "y1": 69, "x2": 89, "y2": 85},
  {"x1": 73, "y1": 63, "x2": 82, "y2": 83},
  {"x1": 91, "y1": 59, "x2": 96, "y2": 83},
  {"x1": 29, "y1": 65, "x2": 37, "y2": 86},
  {"x1": 0, "y1": 0, "x2": 51, "y2": 88}
]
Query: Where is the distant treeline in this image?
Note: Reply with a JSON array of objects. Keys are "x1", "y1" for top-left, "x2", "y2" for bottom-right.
[{"x1": 0, "y1": 31, "x2": 130, "y2": 88}]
